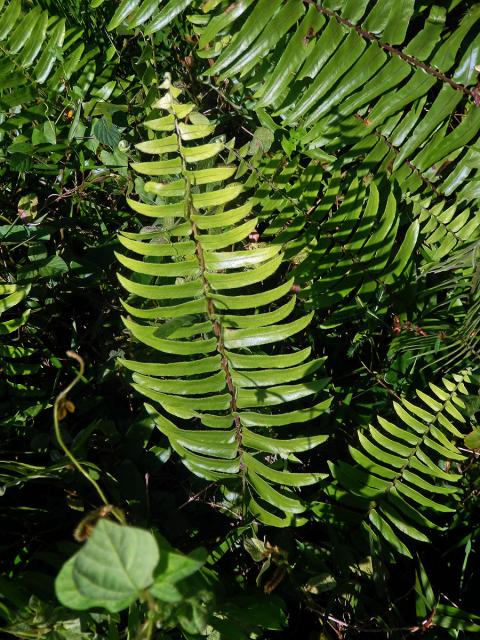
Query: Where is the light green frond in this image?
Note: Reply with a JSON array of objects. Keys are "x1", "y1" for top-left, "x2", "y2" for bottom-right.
[{"x1": 117, "y1": 76, "x2": 331, "y2": 524}]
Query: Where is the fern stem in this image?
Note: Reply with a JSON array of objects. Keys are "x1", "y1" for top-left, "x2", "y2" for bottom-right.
[
  {"x1": 309, "y1": 2, "x2": 478, "y2": 100},
  {"x1": 169, "y1": 80, "x2": 247, "y2": 519}
]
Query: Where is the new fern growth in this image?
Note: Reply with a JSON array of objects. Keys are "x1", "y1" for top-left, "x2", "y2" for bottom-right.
[{"x1": 116, "y1": 75, "x2": 332, "y2": 526}]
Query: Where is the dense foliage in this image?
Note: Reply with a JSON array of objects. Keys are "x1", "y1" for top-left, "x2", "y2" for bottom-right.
[{"x1": 1, "y1": 0, "x2": 479, "y2": 638}]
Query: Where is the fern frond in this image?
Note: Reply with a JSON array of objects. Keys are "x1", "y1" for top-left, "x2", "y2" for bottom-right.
[
  {"x1": 290, "y1": 177, "x2": 419, "y2": 324},
  {"x1": 328, "y1": 371, "x2": 474, "y2": 556},
  {"x1": 389, "y1": 246, "x2": 480, "y2": 372},
  {"x1": 197, "y1": 1, "x2": 480, "y2": 234},
  {"x1": 117, "y1": 74, "x2": 332, "y2": 526},
  {"x1": 411, "y1": 195, "x2": 480, "y2": 263}
]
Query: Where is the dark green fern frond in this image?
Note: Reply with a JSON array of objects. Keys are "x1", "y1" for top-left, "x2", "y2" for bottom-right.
[
  {"x1": 290, "y1": 177, "x2": 419, "y2": 325},
  {"x1": 326, "y1": 370, "x2": 474, "y2": 556},
  {"x1": 389, "y1": 246, "x2": 480, "y2": 372},
  {"x1": 0, "y1": 0, "x2": 84, "y2": 91},
  {"x1": 196, "y1": 1, "x2": 480, "y2": 253}
]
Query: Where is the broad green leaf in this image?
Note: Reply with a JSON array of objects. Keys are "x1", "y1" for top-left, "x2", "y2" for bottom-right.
[
  {"x1": 58, "y1": 520, "x2": 159, "y2": 613},
  {"x1": 55, "y1": 557, "x2": 98, "y2": 611},
  {"x1": 93, "y1": 117, "x2": 122, "y2": 148},
  {"x1": 248, "y1": 127, "x2": 274, "y2": 154},
  {"x1": 0, "y1": 287, "x2": 29, "y2": 314}
]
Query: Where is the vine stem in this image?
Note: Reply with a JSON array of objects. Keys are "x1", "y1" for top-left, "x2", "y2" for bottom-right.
[{"x1": 53, "y1": 351, "x2": 122, "y2": 520}]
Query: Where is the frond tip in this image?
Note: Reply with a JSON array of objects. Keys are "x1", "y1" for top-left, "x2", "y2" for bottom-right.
[{"x1": 117, "y1": 75, "x2": 331, "y2": 526}]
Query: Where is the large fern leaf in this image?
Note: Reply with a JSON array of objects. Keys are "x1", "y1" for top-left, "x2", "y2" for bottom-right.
[
  {"x1": 196, "y1": 1, "x2": 480, "y2": 250},
  {"x1": 117, "y1": 75, "x2": 332, "y2": 526}
]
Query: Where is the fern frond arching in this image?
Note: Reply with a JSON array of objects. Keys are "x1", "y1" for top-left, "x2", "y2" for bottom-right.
[
  {"x1": 197, "y1": 1, "x2": 480, "y2": 244},
  {"x1": 0, "y1": 0, "x2": 89, "y2": 153},
  {"x1": 327, "y1": 371, "x2": 474, "y2": 557},
  {"x1": 117, "y1": 74, "x2": 332, "y2": 526}
]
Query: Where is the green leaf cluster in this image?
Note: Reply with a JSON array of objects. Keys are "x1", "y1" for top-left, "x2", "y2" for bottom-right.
[{"x1": 1, "y1": 1, "x2": 480, "y2": 639}]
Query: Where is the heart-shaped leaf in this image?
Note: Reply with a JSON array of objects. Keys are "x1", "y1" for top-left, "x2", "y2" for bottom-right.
[{"x1": 56, "y1": 520, "x2": 159, "y2": 612}]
